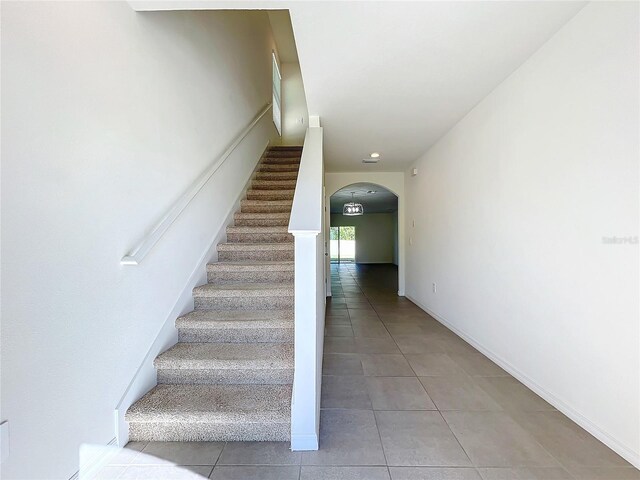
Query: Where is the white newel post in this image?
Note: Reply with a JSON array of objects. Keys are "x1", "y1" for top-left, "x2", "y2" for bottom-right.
[{"x1": 288, "y1": 124, "x2": 325, "y2": 451}]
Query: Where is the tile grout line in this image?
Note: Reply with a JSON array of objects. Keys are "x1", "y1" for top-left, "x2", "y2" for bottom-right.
[{"x1": 342, "y1": 265, "x2": 394, "y2": 480}]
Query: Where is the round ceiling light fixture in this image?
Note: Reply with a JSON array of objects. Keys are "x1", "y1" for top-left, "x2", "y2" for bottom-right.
[
  {"x1": 343, "y1": 192, "x2": 364, "y2": 216},
  {"x1": 370, "y1": 152, "x2": 380, "y2": 158}
]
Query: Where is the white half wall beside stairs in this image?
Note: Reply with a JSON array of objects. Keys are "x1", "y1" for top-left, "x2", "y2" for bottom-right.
[
  {"x1": 1, "y1": 4, "x2": 281, "y2": 479},
  {"x1": 405, "y1": 2, "x2": 639, "y2": 467}
]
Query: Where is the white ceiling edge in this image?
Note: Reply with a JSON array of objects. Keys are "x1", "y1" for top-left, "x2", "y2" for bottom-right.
[
  {"x1": 128, "y1": 1, "x2": 289, "y2": 11},
  {"x1": 267, "y1": 10, "x2": 298, "y2": 63}
]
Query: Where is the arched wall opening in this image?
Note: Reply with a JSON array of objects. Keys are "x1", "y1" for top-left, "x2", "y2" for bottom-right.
[{"x1": 324, "y1": 172, "x2": 405, "y2": 296}]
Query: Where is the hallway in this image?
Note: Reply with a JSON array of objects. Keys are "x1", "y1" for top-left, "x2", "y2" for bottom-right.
[
  {"x1": 317, "y1": 263, "x2": 637, "y2": 479},
  {"x1": 102, "y1": 264, "x2": 640, "y2": 479}
]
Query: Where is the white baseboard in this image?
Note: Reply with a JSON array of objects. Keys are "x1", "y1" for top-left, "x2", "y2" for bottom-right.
[
  {"x1": 291, "y1": 434, "x2": 319, "y2": 451},
  {"x1": 113, "y1": 141, "x2": 270, "y2": 447},
  {"x1": 69, "y1": 438, "x2": 117, "y2": 480},
  {"x1": 405, "y1": 293, "x2": 640, "y2": 469}
]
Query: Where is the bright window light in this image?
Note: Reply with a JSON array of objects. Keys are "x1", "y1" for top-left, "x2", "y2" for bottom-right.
[{"x1": 272, "y1": 52, "x2": 282, "y2": 135}]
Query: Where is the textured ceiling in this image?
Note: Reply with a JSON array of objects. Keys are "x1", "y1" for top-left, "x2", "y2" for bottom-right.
[{"x1": 330, "y1": 182, "x2": 398, "y2": 214}]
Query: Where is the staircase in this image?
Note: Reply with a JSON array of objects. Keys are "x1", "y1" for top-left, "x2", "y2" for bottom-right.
[{"x1": 126, "y1": 145, "x2": 302, "y2": 442}]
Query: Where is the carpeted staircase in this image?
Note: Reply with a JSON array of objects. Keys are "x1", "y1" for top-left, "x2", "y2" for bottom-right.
[{"x1": 125, "y1": 145, "x2": 301, "y2": 442}]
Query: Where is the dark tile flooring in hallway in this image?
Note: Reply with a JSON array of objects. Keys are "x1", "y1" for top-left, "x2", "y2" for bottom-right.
[{"x1": 100, "y1": 264, "x2": 638, "y2": 480}]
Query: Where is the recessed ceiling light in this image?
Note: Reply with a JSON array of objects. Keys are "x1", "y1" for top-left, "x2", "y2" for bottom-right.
[{"x1": 370, "y1": 152, "x2": 380, "y2": 158}]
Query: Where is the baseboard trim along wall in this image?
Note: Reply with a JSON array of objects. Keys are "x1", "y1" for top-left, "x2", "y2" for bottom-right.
[
  {"x1": 405, "y1": 294, "x2": 640, "y2": 469},
  {"x1": 69, "y1": 438, "x2": 118, "y2": 480},
  {"x1": 113, "y1": 141, "x2": 271, "y2": 447}
]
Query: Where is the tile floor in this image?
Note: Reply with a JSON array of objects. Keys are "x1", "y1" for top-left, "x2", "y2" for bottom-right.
[{"x1": 96, "y1": 264, "x2": 638, "y2": 480}]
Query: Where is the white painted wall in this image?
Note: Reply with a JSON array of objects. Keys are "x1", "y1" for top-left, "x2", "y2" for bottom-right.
[
  {"x1": 0, "y1": 4, "x2": 278, "y2": 478},
  {"x1": 405, "y1": 2, "x2": 639, "y2": 466},
  {"x1": 331, "y1": 213, "x2": 396, "y2": 264},
  {"x1": 325, "y1": 172, "x2": 405, "y2": 295},
  {"x1": 282, "y1": 63, "x2": 308, "y2": 145}
]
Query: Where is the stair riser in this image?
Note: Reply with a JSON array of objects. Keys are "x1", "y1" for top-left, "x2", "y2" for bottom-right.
[
  {"x1": 157, "y1": 368, "x2": 293, "y2": 385},
  {"x1": 259, "y1": 164, "x2": 300, "y2": 172},
  {"x1": 246, "y1": 191, "x2": 294, "y2": 201},
  {"x1": 264, "y1": 151, "x2": 302, "y2": 157},
  {"x1": 255, "y1": 172, "x2": 299, "y2": 180},
  {"x1": 234, "y1": 217, "x2": 289, "y2": 227},
  {"x1": 178, "y1": 327, "x2": 294, "y2": 343},
  {"x1": 128, "y1": 422, "x2": 290, "y2": 442},
  {"x1": 218, "y1": 250, "x2": 294, "y2": 262},
  {"x1": 208, "y1": 270, "x2": 294, "y2": 283},
  {"x1": 195, "y1": 296, "x2": 293, "y2": 310},
  {"x1": 240, "y1": 204, "x2": 292, "y2": 213},
  {"x1": 252, "y1": 181, "x2": 297, "y2": 190},
  {"x1": 226, "y1": 232, "x2": 293, "y2": 243},
  {"x1": 260, "y1": 158, "x2": 301, "y2": 164}
]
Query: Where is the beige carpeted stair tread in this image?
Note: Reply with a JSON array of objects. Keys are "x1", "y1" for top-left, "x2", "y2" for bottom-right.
[
  {"x1": 193, "y1": 282, "x2": 293, "y2": 297},
  {"x1": 126, "y1": 384, "x2": 292, "y2": 423},
  {"x1": 207, "y1": 261, "x2": 294, "y2": 271},
  {"x1": 154, "y1": 342, "x2": 293, "y2": 370},
  {"x1": 234, "y1": 212, "x2": 290, "y2": 219},
  {"x1": 252, "y1": 179, "x2": 297, "y2": 189},
  {"x1": 217, "y1": 242, "x2": 293, "y2": 252},
  {"x1": 176, "y1": 309, "x2": 293, "y2": 328}
]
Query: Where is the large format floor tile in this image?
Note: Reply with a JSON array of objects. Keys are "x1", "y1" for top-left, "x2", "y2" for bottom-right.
[
  {"x1": 442, "y1": 411, "x2": 559, "y2": 467},
  {"x1": 217, "y1": 441, "x2": 301, "y2": 465},
  {"x1": 138, "y1": 442, "x2": 224, "y2": 466},
  {"x1": 510, "y1": 411, "x2": 631, "y2": 468},
  {"x1": 300, "y1": 466, "x2": 391, "y2": 479},
  {"x1": 476, "y1": 467, "x2": 573, "y2": 479},
  {"x1": 210, "y1": 465, "x2": 300, "y2": 479},
  {"x1": 323, "y1": 353, "x2": 364, "y2": 375},
  {"x1": 375, "y1": 411, "x2": 471, "y2": 466},
  {"x1": 418, "y1": 375, "x2": 502, "y2": 411},
  {"x1": 472, "y1": 376, "x2": 555, "y2": 412},
  {"x1": 325, "y1": 325, "x2": 354, "y2": 337},
  {"x1": 366, "y1": 377, "x2": 436, "y2": 410},
  {"x1": 389, "y1": 467, "x2": 482, "y2": 479},
  {"x1": 321, "y1": 375, "x2": 372, "y2": 409},
  {"x1": 446, "y1": 353, "x2": 508, "y2": 377},
  {"x1": 405, "y1": 353, "x2": 466, "y2": 376},
  {"x1": 302, "y1": 409, "x2": 386, "y2": 466},
  {"x1": 355, "y1": 336, "x2": 401, "y2": 354},
  {"x1": 564, "y1": 467, "x2": 640, "y2": 479},
  {"x1": 119, "y1": 465, "x2": 213, "y2": 479},
  {"x1": 360, "y1": 353, "x2": 414, "y2": 376}
]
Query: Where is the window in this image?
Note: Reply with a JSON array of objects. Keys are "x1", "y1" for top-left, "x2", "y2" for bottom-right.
[
  {"x1": 272, "y1": 52, "x2": 282, "y2": 135},
  {"x1": 330, "y1": 226, "x2": 356, "y2": 263}
]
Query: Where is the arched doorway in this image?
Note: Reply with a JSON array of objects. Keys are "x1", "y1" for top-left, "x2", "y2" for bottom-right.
[
  {"x1": 327, "y1": 181, "x2": 401, "y2": 297},
  {"x1": 324, "y1": 173, "x2": 406, "y2": 297}
]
